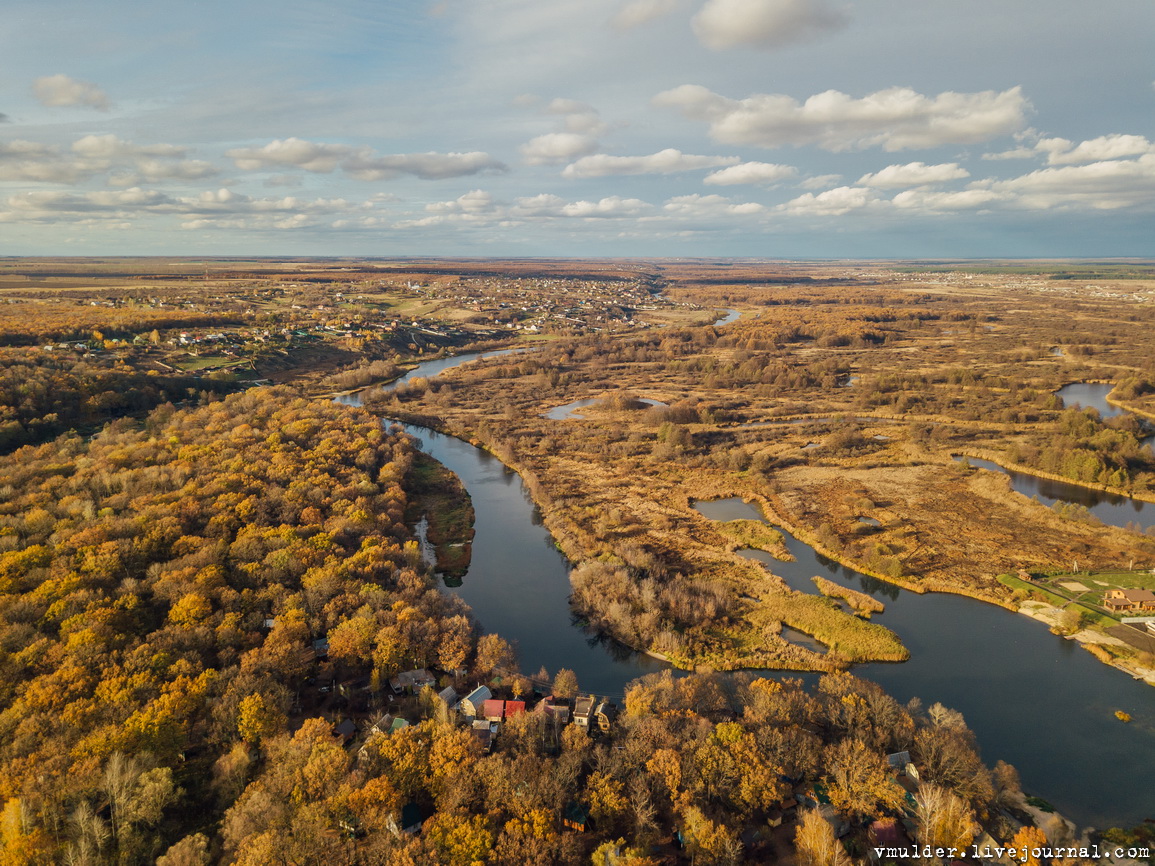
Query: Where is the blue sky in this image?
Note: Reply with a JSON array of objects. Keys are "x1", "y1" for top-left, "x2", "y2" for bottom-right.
[{"x1": 2, "y1": 0, "x2": 1153, "y2": 257}]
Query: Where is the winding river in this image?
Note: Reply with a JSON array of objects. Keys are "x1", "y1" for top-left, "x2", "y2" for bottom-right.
[
  {"x1": 341, "y1": 352, "x2": 1153, "y2": 829},
  {"x1": 338, "y1": 351, "x2": 664, "y2": 698}
]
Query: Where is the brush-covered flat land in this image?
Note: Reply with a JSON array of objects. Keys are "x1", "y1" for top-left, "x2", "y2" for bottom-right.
[{"x1": 365, "y1": 259, "x2": 1155, "y2": 675}]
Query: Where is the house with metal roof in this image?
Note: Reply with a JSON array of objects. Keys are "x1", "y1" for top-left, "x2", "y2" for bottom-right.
[{"x1": 460, "y1": 685, "x2": 492, "y2": 717}]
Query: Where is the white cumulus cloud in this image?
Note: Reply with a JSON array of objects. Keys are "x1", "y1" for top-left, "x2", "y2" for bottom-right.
[
  {"x1": 985, "y1": 133, "x2": 1155, "y2": 165},
  {"x1": 546, "y1": 98, "x2": 609, "y2": 135},
  {"x1": 654, "y1": 84, "x2": 1030, "y2": 151},
  {"x1": 427, "y1": 189, "x2": 497, "y2": 215},
  {"x1": 521, "y1": 133, "x2": 601, "y2": 165},
  {"x1": 799, "y1": 173, "x2": 843, "y2": 189},
  {"x1": 32, "y1": 74, "x2": 110, "y2": 110},
  {"x1": 0, "y1": 140, "x2": 76, "y2": 183},
  {"x1": 71, "y1": 134, "x2": 184, "y2": 161},
  {"x1": 1038, "y1": 134, "x2": 1155, "y2": 165},
  {"x1": 704, "y1": 161, "x2": 797, "y2": 186},
  {"x1": 692, "y1": 0, "x2": 847, "y2": 50},
  {"x1": 342, "y1": 151, "x2": 506, "y2": 181},
  {"x1": 0, "y1": 135, "x2": 217, "y2": 185},
  {"x1": 890, "y1": 188, "x2": 1004, "y2": 212},
  {"x1": 664, "y1": 193, "x2": 766, "y2": 216},
  {"x1": 978, "y1": 154, "x2": 1155, "y2": 210},
  {"x1": 560, "y1": 196, "x2": 653, "y2": 218},
  {"x1": 856, "y1": 162, "x2": 970, "y2": 189},
  {"x1": 779, "y1": 185, "x2": 876, "y2": 215},
  {"x1": 226, "y1": 139, "x2": 352, "y2": 173},
  {"x1": 562, "y1": 148, "x2": 739, "y2": 178}
]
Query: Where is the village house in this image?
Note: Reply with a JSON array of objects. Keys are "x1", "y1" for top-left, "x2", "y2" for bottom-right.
[
  {"x1": 563, "y1": 801, "x2": 592, "y2": 833},
  {"x1": 366, "y1": 713, "x2": 409, "y2": 737},
  {"x1": 1104, "y1": 588, "x2": 1155, "y2": 612},
  {"x1": 471, "y1": 719, "x2": 498, "y2": 752},
  {"x1": 483, "y1": 699, "x2": 505, "y2": 723},
  {"x1": 386, "y1": 802, "x2": 425, "y2": 837},
  {"x1": 572, "y1": 696, "x2": 595, "y2": 728},
  {"x1": 593, "y1": 700, "x2": 618, "y2": 733},
  {"x1": 886, "y1": 751, "x2": 919, "y2": 780},
  {"x1": 535, "y1": 697, "x2": 570, "y2": 724},
  {"x1": 482, "y1": 699, "x2": 527, "y2": 724},
  {"x1": 388, "y1": 668, "x2": 436, "y2": 694},
  {"x1": 459, "y1": 685, "x2": 492, "y2": 717}
]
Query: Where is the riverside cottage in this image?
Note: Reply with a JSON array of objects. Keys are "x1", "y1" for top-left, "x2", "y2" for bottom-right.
[{"x1": 1104, "y1": 589, "x2": 1155, "y2": 612}]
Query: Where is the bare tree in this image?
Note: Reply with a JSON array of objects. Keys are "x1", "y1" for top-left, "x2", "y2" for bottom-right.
[
  {"x1": 795, "y1": 808, "x2": 852, "y2": 866},
  {"x1": 914, "y1": 783, "x2": 979, "y2": 856}
]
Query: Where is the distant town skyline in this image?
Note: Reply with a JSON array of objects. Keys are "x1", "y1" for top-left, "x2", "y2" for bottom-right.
[{"x1": 2, "y1": 0, "x2": 1153, "y2": 257}]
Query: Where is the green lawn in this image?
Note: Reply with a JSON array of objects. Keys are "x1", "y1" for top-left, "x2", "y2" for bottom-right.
[
  {"x1": 1076, "y1": 570, "x2": 1155, "y2": 591},
  {"x1": 173, "y1": 355, "x2": 229, "y2": 370},
  {"x1": 1001, "y1": 568, "x2": 1155, "y2": 628}
]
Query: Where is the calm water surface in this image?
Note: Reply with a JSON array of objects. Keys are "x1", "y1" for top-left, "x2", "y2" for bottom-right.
[
  {"x1": 714, "y1": 308, "x2": 740, "y2": 326},
  {"x1": 1057, "y1": 382, "x2": 1155, "y2": 449},
  {"x1": 694, "y1": 498, "x2": 1154, "y2": 829},
  {"x1": 948, "y1": 382, "x2": 1155, "y2": 530},
  {"x1": 340, "y1": 352, "x2": 664, "y2": 698},
  {"x1": 1057, "y1": 382, "x2": 1128, "y2": 419},
  {"x1": 961, "y1": 457, "x2": 1153, "y2": 532}
]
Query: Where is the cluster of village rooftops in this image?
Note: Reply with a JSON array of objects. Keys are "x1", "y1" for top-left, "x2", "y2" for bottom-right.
[
  {"x1": 336, "y1": 667, "x2": 621, "y2": 755},
  {"x1": 453, "y1": 684, "x2": 619, "y2": 752}
]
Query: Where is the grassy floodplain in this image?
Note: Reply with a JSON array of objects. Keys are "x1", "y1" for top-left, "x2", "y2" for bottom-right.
[{"x1": 366, "y1": 258, "x2": 1155, "y2": 678}]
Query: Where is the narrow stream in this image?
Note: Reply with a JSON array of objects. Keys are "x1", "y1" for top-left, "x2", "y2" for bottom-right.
[{"x1": 962, "y1": 456, "x2": 1153, "y2": 532}]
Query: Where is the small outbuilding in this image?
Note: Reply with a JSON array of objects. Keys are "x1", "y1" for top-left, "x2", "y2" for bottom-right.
[
  {"x1": 563, "y1": 801, "x2": 592, "y2": 833},
  {"x1": 471, "y1": 719, "x2": 498, "y2": 752},
  {"x1": 333, "y1": 718, "x2": 357, "y2": 743}
]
